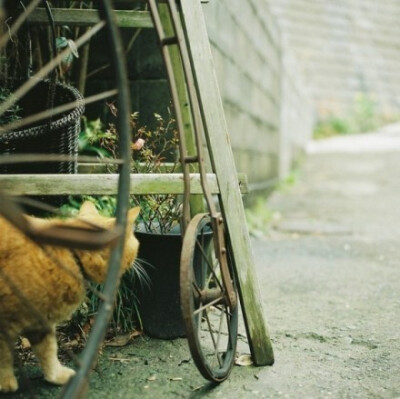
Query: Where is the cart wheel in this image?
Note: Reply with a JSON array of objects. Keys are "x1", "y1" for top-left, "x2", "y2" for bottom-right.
[
  {"x1": 0, "y1": 2, "x2": 132, "y2": 397},
  {"x1": 180, "y1": 213, "x2": 238, "y2": 382}
]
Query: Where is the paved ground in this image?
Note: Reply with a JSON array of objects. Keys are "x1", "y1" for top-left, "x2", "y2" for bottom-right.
[{"x1": 10, "y1": 124, "x2": 400, "y2": 398}]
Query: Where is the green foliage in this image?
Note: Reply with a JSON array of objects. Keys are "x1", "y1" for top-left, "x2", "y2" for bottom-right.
[
  {"x1": 313, "y1": 93, "x2": 399, "y2": 139},
  {"x1": 62, "y1": 195, "x2": 146, "y2": 333},
  {"x1": 245, "y1": 197, "x2": 279, "y2": 237},
  {"x1": 351, "y1": 93, "x2": 379, "y2": 133},
  {"x1": 80, "y1": 106, "x2": 182, "y2": 233},
  {"x1": 65, "y1": 108, "x2": 181, "y2": 333},
  {"x1": 133, "y1": 194, "x2": 181, "y2": 234},
  {"x1": 79, "y1": 117, "x2": 118, "y2": 159},
  {"x1": 313, "y1": 116, "x2": 350, "y2": 139},
  {"x1": 0, "y1": 87, "x2": 22, "y2": 126},
  {"x1": 59, "y1": 195, "x2": 118, "y2": 217},
  {"x1": 65, "y1": 266, "x2": 149, "y2": 337},
  {"x1": 279, "y1": 168, "x2": 300, "y2": 190},
  {"x1": 131, "y1": 110, "x2": 179, "y2": 174},
  {"x1": 130, "y1": 109, "x2": 182, "y2": 234},
  {"x1": 87, "y1": 266, "x2": 149, "y2": 334}
]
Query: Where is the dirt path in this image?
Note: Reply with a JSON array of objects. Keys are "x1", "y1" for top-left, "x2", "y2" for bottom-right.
[{"x1": 9, "y1": 126, "x2": 400, "y2": 398}]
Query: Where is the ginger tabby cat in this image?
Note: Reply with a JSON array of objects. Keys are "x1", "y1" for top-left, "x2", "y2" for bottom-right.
[{"x1": 0, "y1": 201, "x2": 140, "y2": 392}]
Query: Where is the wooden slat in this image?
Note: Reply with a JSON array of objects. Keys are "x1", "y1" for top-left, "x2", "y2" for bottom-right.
[
  {"x1": 0, "y1": 173, "x2": 248, "y2": 196},
  {"x1": 28, "y1": 8, "x2": 153, "y2": 28},
  {"x1": 158, "y1": 4, "x2": 205, "y2": 217},
  {"x1": 180, "y1": 0, "x2": 274, "y2": 366}
]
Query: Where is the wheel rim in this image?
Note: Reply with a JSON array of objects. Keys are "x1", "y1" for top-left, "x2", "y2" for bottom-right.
[
  {"x1": 0, "y1": 2, "x2": 132, "y2": 397},
  {"x1": 181, "y1": 213, "x2": 238, "y2": 382},
  {"x1": 61, "y1": 2, "x2": 132, "y2": 397}
]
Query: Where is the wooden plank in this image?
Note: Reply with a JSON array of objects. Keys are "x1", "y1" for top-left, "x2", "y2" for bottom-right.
[
  {"x1": 158, "y1": 4, "x2": 205, "y2": 217},
  {"x1": 180, "y1": 0, "x2": 274, "y2": 365},
  {"x1": 0, "y1": 173, "x2": 248, "y2": 196},
  {"x1": 28, "y1": 8, "x2": 153, "y2": 28}
]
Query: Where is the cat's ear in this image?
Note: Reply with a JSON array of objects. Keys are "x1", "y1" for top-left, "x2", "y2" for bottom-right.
[
  {"x1": 79, "y1": 201, "x2": 99, "y2": 216},
  {"x1": 127, "y1": 207, "x2": 140, "y2": 226}
]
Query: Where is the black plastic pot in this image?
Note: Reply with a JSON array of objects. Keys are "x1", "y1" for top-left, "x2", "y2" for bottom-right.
[
  {"x1": 135, "y1": 229, "x2": 186, "y2": 339},
  {"x1": 135, "y1": 223, "x2": 213, "y2": 339}
]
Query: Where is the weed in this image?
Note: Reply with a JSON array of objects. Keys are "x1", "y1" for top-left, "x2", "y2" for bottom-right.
[
  {"x1": 245, "y1": 197, "x2": 280, "y2": 237},
  {"x1": 313, "y1": 92, "x2": 400, "y2": 139},
  {"x1": 0, "y1": 87, "x2": 22, "y2": 126}
]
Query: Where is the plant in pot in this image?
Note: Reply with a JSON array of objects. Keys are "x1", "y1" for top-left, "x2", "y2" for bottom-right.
[
  {"x1": 73, "y1": 108, "x2": 185, "y2": 339},
  {"x1": 129, "y1": 109, "x2": 188, "y2": 339},
  {"x1": 58, "y1": 120, "x2": 149, "y2": 343},
  {"x1": 78, "y1": 107, "x2": 186, "y2": 339}
]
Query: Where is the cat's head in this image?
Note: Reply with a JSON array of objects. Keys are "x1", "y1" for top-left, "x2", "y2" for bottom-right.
[{"x1": 77, "y1": 201, "x2": 140, "y2": 283}]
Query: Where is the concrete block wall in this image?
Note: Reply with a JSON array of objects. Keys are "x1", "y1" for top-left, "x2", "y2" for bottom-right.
[
  {"x1": 268, "y1": 0, "x2": 400, "y2": 118},
  {"x1": 124, "y1": 1, "x2": 314, "y2": 189},
  {"x1": 202, "y1": 0, "x2": 313, "y2": 188},
  {"x1": 279, "y1": 51, "x2": 314, "y2": 178}
]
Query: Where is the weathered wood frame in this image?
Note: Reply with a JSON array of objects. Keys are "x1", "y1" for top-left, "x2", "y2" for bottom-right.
[
  {"x1": 0, "y1": 173, "x2": 247, "y2": 195},
  {"x1": 179, "y1": 0, "x2": 274, "y2": 366},
  {"x1": 5, "y1": 2, "x2": 274, "y2": 367}
]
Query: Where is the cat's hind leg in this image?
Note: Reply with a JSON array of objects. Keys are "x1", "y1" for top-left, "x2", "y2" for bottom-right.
[
  {"x1": 27, "y1": 327, "x2": 75, "y2": 386},
  {"x1": 0, "y1": 335, "x2": 18, "y2": 392}
]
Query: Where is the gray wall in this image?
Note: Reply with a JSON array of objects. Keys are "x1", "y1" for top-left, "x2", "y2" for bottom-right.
[
  {"x1": 279, "y1": 51, "x2": 314, "y2": 178},
  {"x1": 126, "y1": 1, "x2": 314, "y2": 189},
  {"x1": 203, "y1": 0, "x2": 313, "y2": 188},
  {"x1": 268, "y1": 0, "x2": 400, "y2": 118}
]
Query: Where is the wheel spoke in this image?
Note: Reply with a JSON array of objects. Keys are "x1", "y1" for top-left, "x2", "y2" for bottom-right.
[
  {"x1": 204, "y1": 255, "x2": 224, "y2": 291},
  {"x1": 215, "y1": 308, "x2": 225, "y2": 365},
  {"x1": 0, "y1": 20, "x2": 105, "y2": 117},
  {"x1": 192, "y1": 281, "x2": 202, "y2": 297},
  {"x1": 1, "y1": 89, "x2": 117, "y2": 133},
  {"x1": 193, "y1": 295, "x2": 225, "y2": 315},
  {"x1": 0, "y1": 0, "x2": 42, "y2": 50},
  {"x1": 214, "y1": 304, "x2": 233, "y2": 317},
  {"x1": 181, "y1": 214, "x2": 238, "y2": 381},
  {"x1": 203, "y1": 309, "x2": 223, "y2": 367},
  {"x1": 194, "y1": 233, "x2": 224, "y2": 292},
  {"x1": 195, "y1": 237, "x2": 213, "y2": 270}
]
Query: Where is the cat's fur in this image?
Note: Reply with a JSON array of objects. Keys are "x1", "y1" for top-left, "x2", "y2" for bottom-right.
[{"x1": 0, "y1": 201, "x2": 140, "y2": 392}]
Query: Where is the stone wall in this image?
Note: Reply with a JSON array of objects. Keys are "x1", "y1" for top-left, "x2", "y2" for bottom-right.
[{"x1": 268, "y1": 0, "x2": 400, "y2": 118}]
